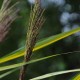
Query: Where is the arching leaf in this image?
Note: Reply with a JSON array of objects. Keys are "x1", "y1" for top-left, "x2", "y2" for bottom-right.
[
  {"x1": 30, "y1": 69, "x2": 80, "y2": 80},
  {"x1": 0, "y1": 27, "x2": 80, "y2": 64}
]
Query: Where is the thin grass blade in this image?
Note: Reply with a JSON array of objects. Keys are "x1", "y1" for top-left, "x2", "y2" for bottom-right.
[
  {"x1": 0, "y1": 51, "x2": 80, "y2": 79},
  {"x1": 0, "y1": 69, "x2": 18, "y2": 79},
  {"x1": 30, "y1": 69, "x2": 80, "y2": 80},
  {"x1": 0, "y1": 51, "x2": 80, "y2": 71}
]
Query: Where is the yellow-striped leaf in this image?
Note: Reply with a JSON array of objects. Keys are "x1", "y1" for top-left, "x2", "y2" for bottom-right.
[{"x1": 0, "y1": 27, "x2": 80, "y2": 64}]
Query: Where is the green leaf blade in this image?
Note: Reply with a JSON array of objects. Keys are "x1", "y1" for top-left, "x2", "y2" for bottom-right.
[
  {"x1": 0, "y1": 27, "x2": 80, "y2": 64},
  {"x1": 30, "y1": 69, "x2": 80, "y2": 80}
]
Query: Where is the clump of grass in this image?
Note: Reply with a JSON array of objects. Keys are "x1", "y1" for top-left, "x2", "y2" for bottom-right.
[
  {"x1": 19, "y1": 0, "x2": 45, "y2": 80},
  {"x1": 0, "y1": 0, "x2": 19, "y2": 42}
]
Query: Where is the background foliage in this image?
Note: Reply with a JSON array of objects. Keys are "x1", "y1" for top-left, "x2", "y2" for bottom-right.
[{"x1": 0, "y1": 0, "x2": 80, "y2": 80}]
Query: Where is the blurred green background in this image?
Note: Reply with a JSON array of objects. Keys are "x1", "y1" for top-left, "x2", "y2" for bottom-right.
[{"x1": 0, "y1": 0, "x2": 80, "y2": 80}]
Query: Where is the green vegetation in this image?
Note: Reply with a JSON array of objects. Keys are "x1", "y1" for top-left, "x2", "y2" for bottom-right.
[{"x1": 0, "y1": 0, "x2": 80, "y2": 80}]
